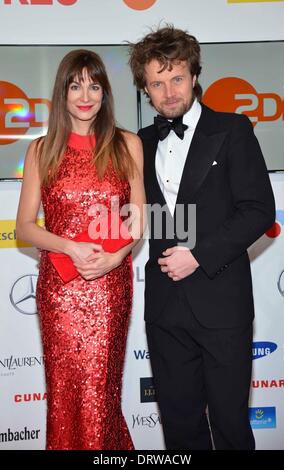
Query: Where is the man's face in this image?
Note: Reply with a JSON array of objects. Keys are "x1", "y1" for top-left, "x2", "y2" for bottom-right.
[{"x1": 144, "y1": 59, "x2": 196, "y2": 119}]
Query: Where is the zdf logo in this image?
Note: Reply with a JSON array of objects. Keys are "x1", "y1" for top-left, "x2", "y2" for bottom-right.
[
  {"x1": 203, "y1": 77, "x2": 284, "y2": 127},
  {"x1": 0, "y1": 81, "x2": 51, "y2": 145}
]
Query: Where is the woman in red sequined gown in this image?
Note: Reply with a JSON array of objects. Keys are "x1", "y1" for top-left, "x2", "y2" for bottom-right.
[{"x1": 16, "y1": 50, "x2": 145, "y2": 450}]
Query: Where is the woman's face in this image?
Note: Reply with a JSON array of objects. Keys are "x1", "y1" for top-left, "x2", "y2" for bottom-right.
[{"x1": 66, "y1": 67, "x2": 103, "y2": 130}]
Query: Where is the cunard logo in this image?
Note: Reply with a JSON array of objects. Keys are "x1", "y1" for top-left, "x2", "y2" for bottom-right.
[{"x1": 9, "y1": 274, "x2": 38, "y2": 315}]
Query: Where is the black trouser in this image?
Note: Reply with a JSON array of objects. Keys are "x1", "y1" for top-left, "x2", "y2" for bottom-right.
[{"x1": 146, "y1": 286, "x2": 255, "y2": 450}]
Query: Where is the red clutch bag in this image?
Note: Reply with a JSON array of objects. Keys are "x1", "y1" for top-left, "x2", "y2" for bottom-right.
[{"x1": 48, "y1": 215, "x2": 133, "y2": 283}]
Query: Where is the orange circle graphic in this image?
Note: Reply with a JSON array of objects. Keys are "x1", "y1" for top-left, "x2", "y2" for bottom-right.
[
  {"x1": 203, "y1": 77, "x2": 258, "y2": 125},
  {"x1": 0, "y1": 81, "x2": 29, "y2": 145},
  {"x1": 123, "y1": 0, "x2": 157, "y2": 10}
]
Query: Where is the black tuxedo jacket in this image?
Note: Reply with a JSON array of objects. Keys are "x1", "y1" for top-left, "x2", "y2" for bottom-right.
[{"x1": 138, "y1": 104, "x2": 275, "y2": 328}]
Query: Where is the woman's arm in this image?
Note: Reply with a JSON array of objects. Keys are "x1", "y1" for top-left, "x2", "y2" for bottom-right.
[
  {"x1": 16, "y1": 140, "x2": 100, "y2": 264},
  {"x1": 115, "y1": 131, "x2": 146, "y2": 257}
]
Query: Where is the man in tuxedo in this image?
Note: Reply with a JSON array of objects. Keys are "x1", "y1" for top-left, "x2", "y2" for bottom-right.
[{"x1": 129, "y1": 26, "x2": 275, "y2": 450}]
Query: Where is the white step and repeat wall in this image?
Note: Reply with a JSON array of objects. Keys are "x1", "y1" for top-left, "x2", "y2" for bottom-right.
[
  {"x1": 0, "y1": 175, "x2": 284, "y2": 450},
  {"x1": 0, "y1": 0, "x2": 284, "y2": 44},
  {"x1": 1, "y1": 0, "x2": 284, "y2": 451}
]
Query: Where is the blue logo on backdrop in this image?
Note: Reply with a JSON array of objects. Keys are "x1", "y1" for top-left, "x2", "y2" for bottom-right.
[
  {"x1": 249, "y1": 407, "x2": 276, "y2": 429},
  {"x1": 134, "y1": 350, "x2": 150, "y2": 360},
  {"x1": 252, "y1": 342, "x2": 277, "y2": 360}
]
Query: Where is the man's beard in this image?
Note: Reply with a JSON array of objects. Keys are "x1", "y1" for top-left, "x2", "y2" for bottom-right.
[{"x1": 157, "y1": 98, "x2": 193, "y2": 119}]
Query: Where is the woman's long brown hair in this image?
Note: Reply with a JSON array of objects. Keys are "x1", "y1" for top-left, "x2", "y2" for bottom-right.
[{"x1": 37, "y1": 49, "x2": 135, "y2": 185}]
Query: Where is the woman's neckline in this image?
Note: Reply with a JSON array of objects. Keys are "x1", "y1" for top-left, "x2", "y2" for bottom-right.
[{"x1": 68, "y1": 132, "x2": 96, "y2": 150}]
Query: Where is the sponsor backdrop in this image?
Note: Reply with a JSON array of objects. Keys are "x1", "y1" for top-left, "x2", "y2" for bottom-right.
[
  {"x1": 0, "y1": 0, "x2": 284, "y2": 44},
  {"x1": 1, "y1": 175, "x2": 283, "y2": 449},
  {"x1": 0, "y1": 0, "x2": 284, "y2": 452},
  {"x1": 0, "y1": 45, "x2": 137, "y2": 178},
  {"x1": 248, "y1": 173, "x2": 284, "y2": 449},
  {"x1": 1, "y1": 41, "x2": 284, "y2": 177},
  {"x1": 141, "y1": 41, "x2": 284, "y2": 171},
  {"x1": 0, "y1": 181, "x2": 46, "y2": 450}
]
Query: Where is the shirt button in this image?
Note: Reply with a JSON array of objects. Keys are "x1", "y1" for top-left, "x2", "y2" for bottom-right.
[{"x1": 166, "y1": 179, "x2": 169, "y2": 183}]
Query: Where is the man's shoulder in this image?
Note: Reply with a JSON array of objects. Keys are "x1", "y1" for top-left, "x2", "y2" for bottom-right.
[
  {"x1": 137, "y1": 124, "x2": 156, "y2": 141},
  {"x1": 202, "y1": 104, "x2": 252, "y2": 130}
]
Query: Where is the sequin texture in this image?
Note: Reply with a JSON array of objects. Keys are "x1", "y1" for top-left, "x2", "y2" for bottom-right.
[{"x1": 36, "y1": 133, "x2": 134, "y2": 450}]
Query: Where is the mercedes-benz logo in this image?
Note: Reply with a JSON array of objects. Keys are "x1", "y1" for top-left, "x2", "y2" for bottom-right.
[
  {"x1": 9, "y1": 275, "x2": 38, "y2": 315},
  {"x1": 277, "y1": 270, "x2": 284, "y2": 298}
]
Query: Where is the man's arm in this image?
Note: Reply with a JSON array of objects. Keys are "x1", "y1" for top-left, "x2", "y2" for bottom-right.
[{"x1": 191, "y1": 114, "x2": 275, "y2": 279}]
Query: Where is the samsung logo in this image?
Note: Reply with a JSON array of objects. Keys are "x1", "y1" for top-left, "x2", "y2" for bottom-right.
[{"x1": 252, "y1": 342, "x2": 277, "y2": 360}]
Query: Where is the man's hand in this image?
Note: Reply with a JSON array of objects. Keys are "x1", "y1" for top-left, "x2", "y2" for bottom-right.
[{"x1": 158, "y1": 246, "x2": 199, "y2": 281}]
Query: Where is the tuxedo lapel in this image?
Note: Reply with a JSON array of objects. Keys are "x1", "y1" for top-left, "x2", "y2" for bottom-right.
[
  {"x1": 143, "y1": 130, "x2": 171, "y2": 212},
  {"x1": 141, "y1": 105, "x2": 227, "y2": 217},
  {"x1": 175, "y1": 106, "x2": 227, "y2": 209}
]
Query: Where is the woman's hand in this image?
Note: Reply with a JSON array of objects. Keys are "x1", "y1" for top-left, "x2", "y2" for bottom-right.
[
  {"x1": 76, "y1": 250, "x2": 123, "y2": 280},
  {"x1": 65, "y1": 240, "x2": 103, "y2": 265}
]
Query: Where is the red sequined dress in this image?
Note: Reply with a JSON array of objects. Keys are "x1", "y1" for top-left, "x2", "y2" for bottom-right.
[{"x1": 36, "y1": 132, "x2": 134, "y2": 450}]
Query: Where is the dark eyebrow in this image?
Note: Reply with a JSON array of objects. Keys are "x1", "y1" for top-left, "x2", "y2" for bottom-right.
[{"x1": 70, "y1": 79, "x2": 100, "y2": 85}]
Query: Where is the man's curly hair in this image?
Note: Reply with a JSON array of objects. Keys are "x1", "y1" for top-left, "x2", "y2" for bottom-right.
[{"x1": 129, "y1": 25, "x2": 202, "y2": 101}]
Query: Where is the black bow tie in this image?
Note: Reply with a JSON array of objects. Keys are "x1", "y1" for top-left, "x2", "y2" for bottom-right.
[{"x1": 154, "y1": 114, "x2": 188, "y2": 141}]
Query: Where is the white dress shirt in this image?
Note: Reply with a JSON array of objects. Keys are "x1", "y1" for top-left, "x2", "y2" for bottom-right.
[{"x1": 155, "y1": 99, "x2": 202, "y2": 216}]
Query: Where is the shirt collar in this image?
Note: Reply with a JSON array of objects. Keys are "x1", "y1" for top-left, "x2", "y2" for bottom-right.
[{"x1": 183, "y1": 98, "x2": 202, "y2": 130}]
